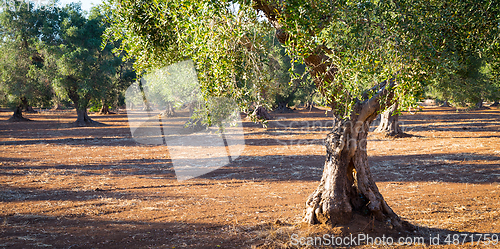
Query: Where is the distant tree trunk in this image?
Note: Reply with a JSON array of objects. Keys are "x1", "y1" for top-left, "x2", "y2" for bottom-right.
[
  {"x1": 68, "y1": 91, "x2": 101, "y2": 126},
  {"x1": 24, "y1": 105, "x2": 37, "y2": 113},
  {"x1": 475, "y1": 100, "x2": 484, "y2": 109},
  {"x1": 20, "y1": 97, "x2": 37, "y2": 113},
  {"x1": 76, "y1": 108, "x2": 93, "y2": 124},
  {"x1": 99, "y1": 104, "x2": 110, "y2": 114},
  {"x1": 143, "y1": 102, "x2": 153, "y2": 111},
  {"x1": 99, "y1": 100, "x2": 115, "y2": 115},
  {"x1": 52, "y1": 103, "x2": 64, "y2": 110},
  {"x1": 161, "y1": 102, "x2": 176, "y2": 117},
  {"x1": 75, "y1": 108, "x2": 95, "y2": 126},
  {"x1": 374, "y1": 103, "x2": 405, "y2": 137},
  {"x1": 274, "y1": 102, "x2": 293, "y2": 113},
  {"x1": 305, "y1": 101, "x2": 315, "y2": 111},
  {"x1": 253, "y1": 105, "x2": 272, "y2": 120},
  {"x1": 8, "y1": 105, "x2": 30, "y2": 122},
  {"x1": 187, "y1": 101, "x2": 197, "y2": 116},
  {"x1": 441, "y1": 100, "x2": 451, "y2": 107}
]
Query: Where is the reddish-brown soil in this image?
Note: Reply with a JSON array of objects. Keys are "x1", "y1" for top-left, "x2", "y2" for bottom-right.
[{"x1": 0, "y1": 106, "x2": 499, "y2": 248}]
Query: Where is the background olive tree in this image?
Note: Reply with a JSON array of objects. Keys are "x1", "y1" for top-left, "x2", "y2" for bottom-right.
[
  {"x1": 0, "y1": 1, "x2": 56, "y2": 121},
  {"x1": 413, "y1": 1, "x2": 500, "y2": 109},
  {"x1": 0, "y1": 2, "x2": 136, "y2": 124},
  {"x1": 44, "y1": 4, "x2": 135, "y2": 125}
]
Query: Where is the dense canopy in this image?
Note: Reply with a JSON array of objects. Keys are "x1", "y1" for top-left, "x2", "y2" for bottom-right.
[{"x1": 104, "y1": 0, "x2": 498, "y2": 117}]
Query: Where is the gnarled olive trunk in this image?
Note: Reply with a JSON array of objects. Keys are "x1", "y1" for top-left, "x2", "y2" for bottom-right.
[
  {"x1": 52, "y1": 103, "x2": 63, "y2": 110},
  {"x1": 20, "y1": 97, "x2": 37, "y2": 113},
  {"x1": 99, "y1": 104, "x2": 110, "y2": 114},
  {"x1": 161, "y1": 101, "x2": 176, "y2": 117},
  {"x1": 475, "y1": 100, "x2": 484, "y2": 109},
  {"x1": 273, "y1": 102, "x2": 293, "y2": 113},
  {"x1": 8, "y1": 105, "x2": 30, "y2": 122},
  {"x1": 304, "y1": 101, "x2": 315, "y2": 111},
  {"x1": 99, "y1": 100, "x2": 115, "y2": 115},
  {"x1": 24, "y1": 105, "x2": 37, "y2": 113},
  {"x1": 374, "y1": 103, "x2": 404, "y2": 137},
  {"x1": 9, "y1": 97, "x2": 31, "y2": 122},
  {"x1": 75, "y1": 108, "x2": 96, "y2": 126},
  {"x1": 304, "y1": 95, "x2": 405, "y2": 229},
  {"x1": 253, "y1": 105, "x2": 272, "y2": 120},
  {"x1": 68, "y1": 88, "x2": 100, "y2": 126}
]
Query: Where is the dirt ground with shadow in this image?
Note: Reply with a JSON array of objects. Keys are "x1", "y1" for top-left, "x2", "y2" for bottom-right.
[{"x1": 0, "y1": 106, "x2": 499, "y2": 248}]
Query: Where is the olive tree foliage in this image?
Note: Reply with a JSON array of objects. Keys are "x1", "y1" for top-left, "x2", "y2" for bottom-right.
[
  {"x1": 96, "y1": 52, "x2": 136, "y2": 114},
  {"x1": 0, "y1": 1, "x2": 57, "y2": 120},
  {"x1": 106, "y1": 0, "x2": 500, "y2": 228},
  {"x1": 409, "y1": 1, "x2": 500, "y2": 107},
  {"x1": 265, "y1": 32, "x2": 316, "y2": 112},
  {"x1": 426, "y1": 59, "x2": 500, "y2": 108}
]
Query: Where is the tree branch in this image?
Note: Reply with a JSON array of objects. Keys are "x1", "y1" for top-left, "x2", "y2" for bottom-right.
[{"x1": 357, "y1": 77, "x2": 397, "y2": 122}]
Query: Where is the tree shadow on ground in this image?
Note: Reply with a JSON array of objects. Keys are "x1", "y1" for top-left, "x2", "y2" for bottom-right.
[
  {"x1": 199, "y1": 152, "x2": 500, "y2": 184},
  {"x1": 0, "y1": 214, "x2": 257, "y2": 248},
  {"x1": 0, "y1": 157, "x2": 175, "y2": 178},
  {"x1": 1, "y1": 151, "x2": 498, "y2": 184},
  {"x1": 0, "y1": 184, "x2": 201, "y2": 203},
  {"x1": 398, "y1": 108, "x2": 500, "y2": 133},
  {"x1": 0, "y1": 136, "x2": 138, "y2": 146},
  {"x1": 369, "y1": 153, "x2": 500, "y2": 183},
  {"x1": 1, "y1": 213, "x2": 496, "y2": 248},
  {"x1": 260, "y1": 215, "x2": 500, "y2": 247}
]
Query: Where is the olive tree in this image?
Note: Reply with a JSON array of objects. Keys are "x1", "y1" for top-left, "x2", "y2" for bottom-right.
[
  {"x1": 41, "y1": 4, "x2": 135, "y2": 125},
  {"x1": 0, "y1": 1, "x2": 56, "y2": 121},
  {"x1": 105, "y1": 0, "x2": 500, "y2": 229}
]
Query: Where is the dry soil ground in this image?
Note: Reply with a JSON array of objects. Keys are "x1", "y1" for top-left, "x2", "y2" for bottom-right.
[{"x1": 0, "y1": 106, "x2": 499, "y2": 248}]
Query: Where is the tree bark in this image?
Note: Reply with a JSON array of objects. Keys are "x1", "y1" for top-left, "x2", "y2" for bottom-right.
[
  {"x1": 52, "y1": 103, "x2": 64, "y2": 110},
  {"x1": 68, "y1": 87, "x2": 102, "y2": 126},
  {"x1": 24, "y1": 105, "x2": 37, "y2": 113},
  {"x1": 20, "y1": 97, "x2": 37, "y2": 113},
  {"x1": 273, "y1": 102, "x2": 293, "y2": 113},
  {"x1": 99, "y1": 104, "x2": 110, "y2": 114},
  {"x1": 304, "y1": 101, "x2": 315, "y2": 111},
  {"x1": 374, "y1": 103, "x2": 406, "y2": 137},
  {"x1": 475, "y1": 100, "x2": 484, "y2": 109}
]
